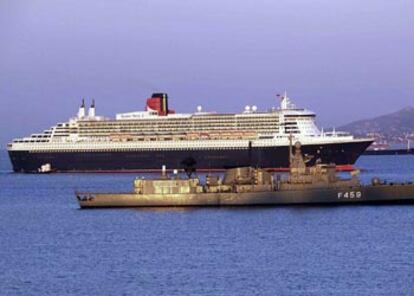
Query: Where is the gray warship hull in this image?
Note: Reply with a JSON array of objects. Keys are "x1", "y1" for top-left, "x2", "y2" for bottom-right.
[{"x1": 76, "y1": 184, "x2": 414, "y2": 208}]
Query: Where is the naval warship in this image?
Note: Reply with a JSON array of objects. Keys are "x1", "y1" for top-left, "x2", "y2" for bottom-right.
[{"x1": 75, "y1": 141, "x2": 414, "y2": 208}]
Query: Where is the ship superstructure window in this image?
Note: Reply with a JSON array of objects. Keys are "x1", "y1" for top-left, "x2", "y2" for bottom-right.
[
  {"x1": 9, "y1": 93, "x2": 330, "y2": 145},
  {"x1": 282, "y1": 113, "x2": 319, "y2": 136},
  {"x1": 71, "y1": 112, "x2": 280, "y2": 140}
]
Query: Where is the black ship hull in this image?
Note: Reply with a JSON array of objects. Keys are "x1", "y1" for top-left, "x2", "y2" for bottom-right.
[
  {"x1": 364, "y1": 148, "x2": 414, "y2": 156},
  {"x1": 8, "y1": 140, "x2": 372, "y2": 173}
]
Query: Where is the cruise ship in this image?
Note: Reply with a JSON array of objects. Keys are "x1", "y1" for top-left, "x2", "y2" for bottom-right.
[{"x1": 7, "y1": 92, "x2": 373, "y2": 173}]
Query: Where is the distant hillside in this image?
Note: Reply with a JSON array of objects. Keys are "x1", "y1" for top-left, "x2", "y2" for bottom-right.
[{"x1": 340, "y1": 106, "x2": 414, "y2": 141}]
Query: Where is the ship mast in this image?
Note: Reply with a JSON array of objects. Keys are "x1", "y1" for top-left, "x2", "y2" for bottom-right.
[{"x1": 288, "y1": 133, "x2": 293, "y2": 168}]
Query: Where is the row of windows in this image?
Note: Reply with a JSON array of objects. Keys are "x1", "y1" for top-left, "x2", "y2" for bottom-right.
[
  {"x1": 77, "y1": 123, "x2": 279, "y2": 130},
  {"x1": 77, "y1": 124, "x2": 278, "y2": 132},
  {"x1": 14, "y1": 140, "x2": 50, "y2": 143},
  {"x1": 78, "y1": 117, "x2": 279, "y2": 127},
  {"x1": 78, "y1": 126, "x2": 278, "y2": 134}
]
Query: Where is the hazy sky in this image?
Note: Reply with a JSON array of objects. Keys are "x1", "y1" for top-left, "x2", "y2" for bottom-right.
[{"x1": 1, "y1": 0, "x2": 413, "y2": 145}]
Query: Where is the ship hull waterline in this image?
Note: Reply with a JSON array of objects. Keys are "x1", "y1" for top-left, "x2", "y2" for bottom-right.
[
  {"x1": 9, "y1": 141, "x2": 372, "y2": 173},
  {"x1": 76, "y1": 184, "x2": 414, "y2": 208}
]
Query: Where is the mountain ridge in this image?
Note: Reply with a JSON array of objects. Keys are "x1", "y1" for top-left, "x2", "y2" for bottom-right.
[{"x1": 339, "y1": 106, "x2": 414, "y2": 141}]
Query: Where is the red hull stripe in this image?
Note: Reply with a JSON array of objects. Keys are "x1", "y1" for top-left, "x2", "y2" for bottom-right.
[{"x1": 48, "y1": 164, "x2": 357, "y2": 174}]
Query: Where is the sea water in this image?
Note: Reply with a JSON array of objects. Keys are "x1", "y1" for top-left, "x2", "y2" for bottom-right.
[{"x1": 0, "y1": 151, "x2": 413, "y2": 295}]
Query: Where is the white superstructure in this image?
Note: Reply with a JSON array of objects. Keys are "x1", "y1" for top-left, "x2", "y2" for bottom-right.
[{"x1": 8, "y1": 93, "x2": 364, "y2": 152}]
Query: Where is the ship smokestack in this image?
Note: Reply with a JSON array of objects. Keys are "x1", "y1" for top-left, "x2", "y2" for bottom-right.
[
  {"x1": 88, "y1": 99, "x2": 96, "y2": 117},
  {"x1": 146, "y1": 93, "x2": 175, "y2": 116},
  {"x1": 162, "y1": 93, "x2": 168, "y2": 115},
  {"x1": 78, "y1": 99, "x2": 86, "y2": 118}
]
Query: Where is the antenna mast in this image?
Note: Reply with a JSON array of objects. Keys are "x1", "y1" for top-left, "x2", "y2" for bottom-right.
[{"x1": 288, "y1": 133, "x2": 293, "y2": 168}]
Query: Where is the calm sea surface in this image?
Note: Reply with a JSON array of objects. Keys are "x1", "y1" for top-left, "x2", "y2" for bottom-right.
[{"x1": 0, "y1": 151, "x2": 413, "y2": 295}]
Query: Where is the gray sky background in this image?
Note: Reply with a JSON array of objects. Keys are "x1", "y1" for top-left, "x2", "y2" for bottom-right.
[{"x1": 1, "y1": 0, "x2": 413, "y2": 145}]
